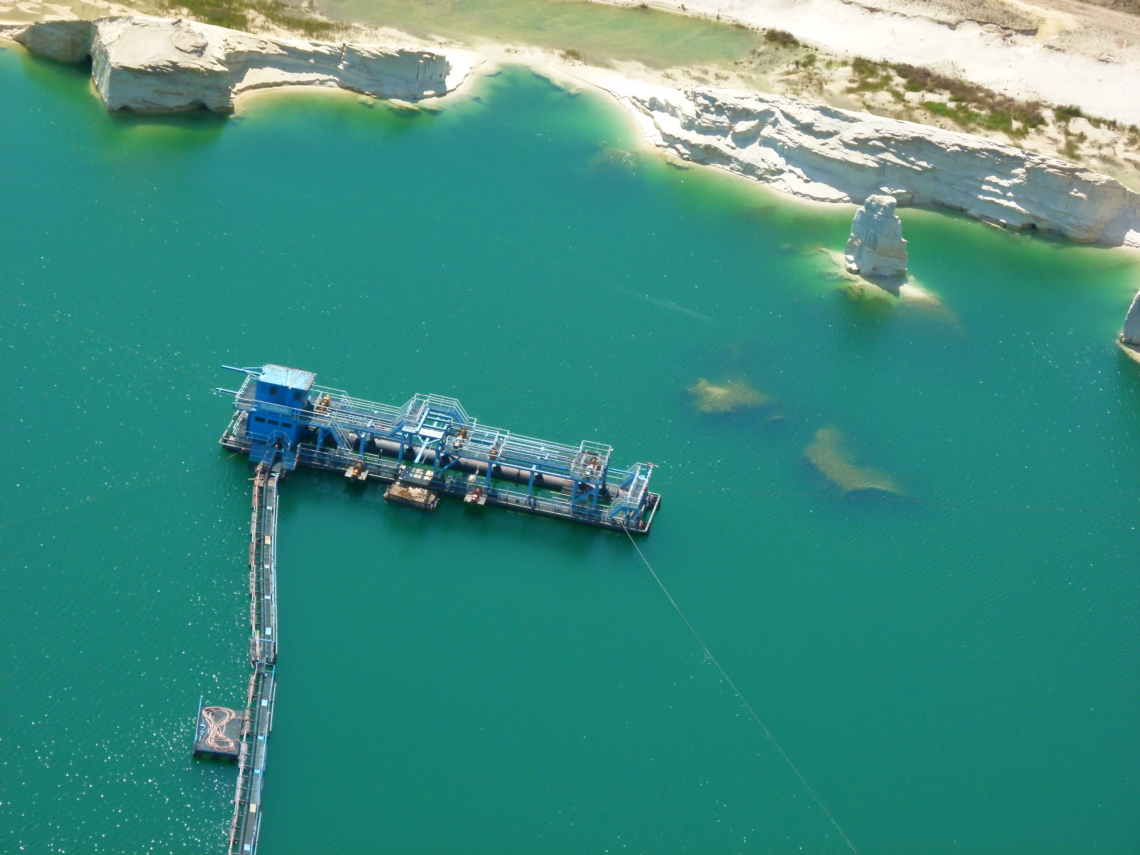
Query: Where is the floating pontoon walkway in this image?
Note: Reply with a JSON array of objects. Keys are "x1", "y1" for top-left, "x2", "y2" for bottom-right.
[
  {"x1": 226, "y1": 461, "x2": 279, "y2": 855},
  {"x1": 193, "y1": 460, "x2": 279, "y2": 855},
  {"x1": 197, "y1": 364, "x2": 660, "y2": 855}
]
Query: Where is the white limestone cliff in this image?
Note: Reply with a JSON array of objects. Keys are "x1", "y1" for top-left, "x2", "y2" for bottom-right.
[
  {"x1": 1118, "y1": 290, "x2": 1140, "y2": 363},
  {"x1": 846, "y1": 195, "x2": 907, "y2": 278},
  {"x1": 0, "y1": 17, "x2": 476, "y2": 112},
  {"x1": 593, "y1": 77, "x2": 1140, "y2": 248},
  {"x1": 1121, "y1": 291, "x2": 1140, "y2": 345},
  {"x1": 4, "y1": 17, "x2": 1140, "y2": 249}
]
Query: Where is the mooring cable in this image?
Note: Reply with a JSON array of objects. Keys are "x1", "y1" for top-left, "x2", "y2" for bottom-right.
[{"x1": 623, "y1": 526, "x2": 861, "y2": 855}]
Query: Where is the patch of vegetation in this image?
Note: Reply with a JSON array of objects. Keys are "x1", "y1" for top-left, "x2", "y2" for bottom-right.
[
  {"x1": 922, "y1": 100, "x2": 975, "y2": 125},
  {"x1": 559, "y1": 47, "x2": 585, "y2": 63},
  {"x1": 894, "y1": 63, "x2": 1045, "y2": 133},
  {"x1": 1050, "y1": 107, "x2": 1138, "y2": 141},
  {"x1": 1073, "y1": 0, "x2": 1140, "y2": 15},
  {"x1": 922, "y1": 100, "x2": 1035, "y2": 136},
  {"x1": 847, "y1": 57, "x2": 1045, "y2": 138},
  {"x1": 764, "y1": 29, "x2": 800, "y2": 46},
  {"x1": 1054, "y1": 104, "x2": 1083, "y2": 123},
  {"x1": 847, "y1": 55, "x2": 892, "y2": 91},
  {"x1": 164, "y1": 0, "x2": 345, "y2": 36}
]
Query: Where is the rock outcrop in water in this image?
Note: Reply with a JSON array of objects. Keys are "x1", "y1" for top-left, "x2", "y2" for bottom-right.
[
  {"x1": 593, "y1": 77, "x2": 1140, "y2": 248},
  {"x1": 1119, "y1": 290, "x2": 1140, "y2": 361},
  {"x1": 1122, "y1": 291, "x2": 1140, "y2": 344},
  {"x1": 845, "y1": 195, "x2": 907, "y2": 278},
  {"x1": 0, "y1": 17, "x2": 476, "y2": 112}
]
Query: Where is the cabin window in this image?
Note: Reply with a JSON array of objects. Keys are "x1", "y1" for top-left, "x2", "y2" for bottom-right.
[
  {"x1": 292, "y1": 390, "x2": 302, "y2": 401},
  {"x1": 254, "y1": 416, "x2": 266, "y2": 423},
  {"x1": 282, "y1": 422, "x2": 292, "y2": 429},
  {"x1": 268, "y1": 419, "x2": 279, "y2": 426},
  {"x1": 269, "y1": 385, "x2": 279, "y2": 396}
]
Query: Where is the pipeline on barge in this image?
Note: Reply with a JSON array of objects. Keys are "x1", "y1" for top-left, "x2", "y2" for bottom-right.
[{"x1": 216, "y1": 364, "x2": 661, "y2": 533}]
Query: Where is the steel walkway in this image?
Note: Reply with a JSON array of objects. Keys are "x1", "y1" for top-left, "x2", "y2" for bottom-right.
[{"x1": 227, "y1": 461, "x2": 279, "y2": 855}]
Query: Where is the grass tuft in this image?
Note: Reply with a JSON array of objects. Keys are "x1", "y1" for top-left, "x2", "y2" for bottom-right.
[
  {"x1": 764, "y1": 28, "x2": 799, "y2": 46},
  {"x1": 164, "y1": 0, "x2": 346, "y2": 36},
  {"x1": 1054, "y1": 104, "x2": 1083, "y2": 123}
]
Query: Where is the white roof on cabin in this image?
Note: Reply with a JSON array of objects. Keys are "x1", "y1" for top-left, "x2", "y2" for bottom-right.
[{"x1": 259, "y1": 364, "x2": 315, "y2": 391}]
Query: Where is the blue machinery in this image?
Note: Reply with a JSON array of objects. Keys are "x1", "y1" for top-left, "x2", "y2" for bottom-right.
[
  {"x1": 202, "y1": 364, "x2": 661, "y2": 855},
  {"x1": 216, "y1": 364, "x2": 661, "y2": 532}
]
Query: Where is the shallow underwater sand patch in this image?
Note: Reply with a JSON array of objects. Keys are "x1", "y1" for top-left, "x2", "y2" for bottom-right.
[
  {"x1": 687, "y1": 378, "x2": 770, "y2": 413},
  {"x1": 805, "y1": 427, "x2": 900, "y2": 493},
  {"x1": 816, "y1": 247, "x2": 958, "y2": 323}
]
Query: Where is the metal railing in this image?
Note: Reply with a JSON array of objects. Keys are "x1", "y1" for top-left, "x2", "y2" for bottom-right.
[{"x1": 226, "y1": 463, "x2": 281, "y2": 855}]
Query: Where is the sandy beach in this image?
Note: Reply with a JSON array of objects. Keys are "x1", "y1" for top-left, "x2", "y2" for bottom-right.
[
  {"x1": 596, "y1": 0, "x2": 1140, "y2": 125},
  {"x1": 2, "y1": 0, "x2": 1138, "y2": 242}
]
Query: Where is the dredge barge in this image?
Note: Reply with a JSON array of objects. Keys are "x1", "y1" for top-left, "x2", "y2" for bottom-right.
[
  {"x1": 216, "y1": 364, "x2": 660, "y2": 532},
  {"x1": 198, "y1": 364, "x2": 659, "y2": 855}
]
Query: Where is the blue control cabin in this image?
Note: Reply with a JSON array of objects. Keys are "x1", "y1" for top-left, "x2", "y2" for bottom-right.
[
  {"x1": 217, "y1": 364, "x2": 661, "y2": 533},
  {"x1": 245, "y1": 365, "x2": 314, "y2": 467}
]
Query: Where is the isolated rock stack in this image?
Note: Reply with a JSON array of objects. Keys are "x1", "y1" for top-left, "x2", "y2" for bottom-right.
[
  {"x1": 1121, "y1": 291, "x2": 1140, "y2": 346},
  {"x1": 845, "y1": 195, "x2": 908, "y2": 278}
]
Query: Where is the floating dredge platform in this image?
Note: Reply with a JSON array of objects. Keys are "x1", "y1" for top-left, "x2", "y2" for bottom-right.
[
  {"x1": 216, "y1": 364, "x2": 660, "y2": 533},
  {"x1": 198, "y1": 364, "x2": 660, "y2": 855}
]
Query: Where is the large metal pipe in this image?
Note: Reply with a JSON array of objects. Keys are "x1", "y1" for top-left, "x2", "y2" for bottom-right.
[{"x1": 369, "y1": 437, "x2": 588, "y2": 492}]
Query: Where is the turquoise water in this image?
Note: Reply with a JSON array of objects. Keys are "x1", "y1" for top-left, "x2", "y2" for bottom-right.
[{"x1": 2, "y1": 47, "x2": 1139, "y2": 854}]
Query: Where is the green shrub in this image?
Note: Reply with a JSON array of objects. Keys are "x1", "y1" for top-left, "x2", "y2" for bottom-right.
[
  {"x1": 1054, "y1": 104, "x2": 1083, "y2": 123},
  {"x1": 765, "y1": 29, "x2": 799, "y2": 46},
  {"x1": 851, "y1": 56, "x2": 882, "y2": 77},
  {"x1": 162, "y1": 0, "x2": 344, "y2": 36}
]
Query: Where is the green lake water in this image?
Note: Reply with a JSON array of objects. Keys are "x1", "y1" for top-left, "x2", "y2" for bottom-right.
[
  {"x1": 1, "y1": 47, "x2": 1139, "y2": 854},
  {"x1": 317, "y1": 0, "x2": 765, "y2": 68}
]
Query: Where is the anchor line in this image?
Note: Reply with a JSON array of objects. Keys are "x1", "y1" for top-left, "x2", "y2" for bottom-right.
[{"x1": 622, "y1": 526, "x2": 860, "y2": 855}]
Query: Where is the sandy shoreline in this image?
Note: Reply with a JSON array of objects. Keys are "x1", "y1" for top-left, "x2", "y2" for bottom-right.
[
  {"x1": 1, "y1": 12, "x2": 1137, "y2": 249},
  {"x1": 587, "y1": 0, "x2": 1140, "y2": 127}
]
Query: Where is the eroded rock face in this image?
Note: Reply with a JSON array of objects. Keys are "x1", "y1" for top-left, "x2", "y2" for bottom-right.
[
  {"x1": 597, "y1": 79, "x2": 1140, "y2": 248},
  {"x1": 1121, "y1": 291, "x2": 1140, "y2": 346},
  {"x1": 4, "y1": 17, "x2": 475, "y2": 113},
  {"x1": 845, "y1": 195, "x2": 907, "y2": 278},
  {"x1": 15, "y1": 20, "x2": 94, "y2": 63}
]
